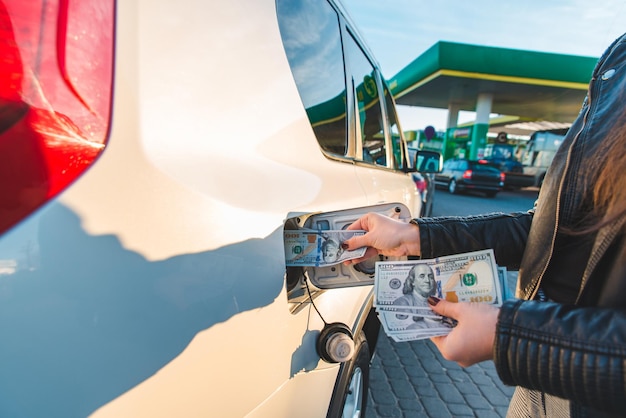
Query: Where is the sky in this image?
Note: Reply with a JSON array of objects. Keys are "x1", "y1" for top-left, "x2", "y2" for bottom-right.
[{"x1": 341, "y1": 0, "x2": 626, "y2": 131}]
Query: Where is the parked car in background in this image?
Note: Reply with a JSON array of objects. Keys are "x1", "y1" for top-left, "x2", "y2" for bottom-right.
[
  {"x1": 518, "y1": 129, "x2": 567, "y2": 188},
  {"x1": 0, "y1": 0, "x2": 435, "y2": 417},
  {"x1": 483, "y1": 142, "x2": 534, "y2": 189},
  {"x1": 408, "y1": 148, "x2": 438, "y2": 217},
  {"x1": 434, "y1": 158, "x2": 505, "y2": 197}
]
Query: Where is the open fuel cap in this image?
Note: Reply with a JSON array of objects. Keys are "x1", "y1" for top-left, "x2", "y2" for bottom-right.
[{"x1": 317, "y1": 323, "x2": 355, "y2": 363}]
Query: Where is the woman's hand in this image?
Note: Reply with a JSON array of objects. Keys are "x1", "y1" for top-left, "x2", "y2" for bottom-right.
[
  {"x1": 428, "y1": 297, "x2": 499, "y2": 367},
  {"x1": 342, "y1": 212, "x2": 421, "y2": 264}
]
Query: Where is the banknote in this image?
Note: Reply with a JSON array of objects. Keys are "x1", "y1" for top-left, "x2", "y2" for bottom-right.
[
  {"x1": 498, "y1": 266, "x2": 516, "y2": 301},
  {"x1": 374, "y1": 249, "x2": 502, "y2": 341},
  {"x1": 387, "y1": 327, "x2": 453, "y2": 342},
  {"x1": 284, "y1": 229, "x2": 367, "y2": 267},
  {"x1": 377, "y1": 309, "x2": 451, "y2": 331},
  {"x1": 374, "y1": 249, "x2": 502, "y2": 309}
]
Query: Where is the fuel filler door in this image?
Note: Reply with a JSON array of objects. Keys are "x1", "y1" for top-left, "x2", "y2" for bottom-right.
[{"x1": 284, "y1": 202, "x2": 412, "y2": 294}]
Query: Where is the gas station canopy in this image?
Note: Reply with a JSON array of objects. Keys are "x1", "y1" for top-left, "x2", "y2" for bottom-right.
[{"x1": 388, "y1": 41, "x2": 599, "y2": 129}]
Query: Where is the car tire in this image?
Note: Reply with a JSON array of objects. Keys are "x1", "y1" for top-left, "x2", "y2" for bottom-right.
[
  {"x1": 448, "y1": 179, "x2": 458, "y2": 194},
  {"x1": 485, "y1": 191, "x2": 498, "y2": 198},
  {"x1": 326, "y1": 330, "x2": 370, "y2": 418}
]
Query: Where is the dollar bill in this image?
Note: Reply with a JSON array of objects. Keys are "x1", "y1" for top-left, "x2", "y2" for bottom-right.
[
  {"x1": 375, "y1": 249, "x2": 502, "y2": 308},
  {"x1": 387, "y1": 327, "x2": 453, "y2": 342},
  {"x1": 498, "y1": 266, "x2": 516, "y2": 301},
  {"x1": 377, "y1": 309, "x2": 451, "y2": 331},
  {"x1": 374, "y1": 249, "x2": 502, "y2": 341},
  {"x1": 284, "y1": 229, "x2": 367, "y2": 267}
]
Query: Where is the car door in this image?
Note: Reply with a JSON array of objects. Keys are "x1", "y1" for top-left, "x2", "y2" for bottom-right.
[{"x1": 340, "y1": 21, "x2": 422, "y2": 218}]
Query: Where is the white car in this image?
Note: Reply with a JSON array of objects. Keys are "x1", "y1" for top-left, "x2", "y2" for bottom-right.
[{"x1": 0, "y1": 0, "x2": 437, "y2": 416}]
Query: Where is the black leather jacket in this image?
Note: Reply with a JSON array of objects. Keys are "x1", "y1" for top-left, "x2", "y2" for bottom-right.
[{"x1": 415, "y1": 33, "x2": 626, "y2": 415}]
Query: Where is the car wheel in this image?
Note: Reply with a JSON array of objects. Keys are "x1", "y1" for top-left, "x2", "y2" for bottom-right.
[
  {"x1": 448, "y1": 179, "x2": 457, "y2": 194},
  {"x1": 326, "y1": 330, "x2": 370, "y2": 418},
  {"x1": 485, "y1": 191, "x2": 498, "y2": 198}
]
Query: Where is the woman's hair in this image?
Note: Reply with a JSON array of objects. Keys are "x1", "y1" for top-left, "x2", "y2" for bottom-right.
[
  {"x1": 573, "y1": 110, "x2": 626, "y2": 234},
  {"x1": 593, "y1": 141, "x2": 626, "y2": 230}
]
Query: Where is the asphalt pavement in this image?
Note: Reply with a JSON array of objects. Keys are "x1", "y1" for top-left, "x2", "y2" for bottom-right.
[{"x1": 365, "y1": 272, "x2": 518, "y2": 417}]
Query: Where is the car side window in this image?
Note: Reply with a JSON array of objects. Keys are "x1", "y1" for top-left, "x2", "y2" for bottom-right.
[
  {"x1": 276, "y1": 0, "x2": 348, "y2": 156},
  {"x1": 343, "y1": 29, "x2": 386, "y2": 167}
]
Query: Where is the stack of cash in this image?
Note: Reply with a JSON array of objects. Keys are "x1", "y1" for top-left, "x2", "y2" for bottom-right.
[
  {"x1": 283, "y1": 229, "x2": 510, "y2": 343},
  {"x1": 374, "y1": 249, "x2": 503, "y2": 342}
]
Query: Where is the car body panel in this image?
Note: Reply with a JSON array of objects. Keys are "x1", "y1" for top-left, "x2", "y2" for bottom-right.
[{"x1": 0, "y1": 0, "x2": 423, "y2": 416}]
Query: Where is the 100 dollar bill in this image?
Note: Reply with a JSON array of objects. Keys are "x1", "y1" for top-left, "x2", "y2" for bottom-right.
[
  {"x1": 375, "y1": 249, "x2": 502, "y2": 308},
  {"x1": 374, "y1": 249, "x2": 502, "y2": 341},
  {"x1": 284, "y1": 229, "x2": 366, "y2": 267}
]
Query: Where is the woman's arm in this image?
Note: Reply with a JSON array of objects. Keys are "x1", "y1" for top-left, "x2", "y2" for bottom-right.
[
  {"x1": 495, "y1": 299, "x2": 626, "y2": 413},
  {"x1": 428, "y1": 297, "x2": 626, "y2": 413},
  {"x1": 343, "y1": 210, "x2": 533, "y2": 269},
  {"x1": 416, "y1": 211, "x2": 533, "y2": 269}
]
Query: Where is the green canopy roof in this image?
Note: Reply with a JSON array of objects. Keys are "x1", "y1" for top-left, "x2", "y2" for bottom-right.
[{"x1": 389, "y1": 41, "x2": 598, "y2": 123}]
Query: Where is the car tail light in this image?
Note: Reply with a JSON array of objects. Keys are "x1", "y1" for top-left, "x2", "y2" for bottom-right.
[
  {"x1": 500, "y1": 172, "x2": 506, "y2": 182},
  {"x1": 0, "y1": 0, "x2": 115, "y2": 235},
  {"x1": 413, "y1": 175, "x2": 427, "y2": 194},
  {"x1": 462, "y1": 170, "x2": 472, "y2": 180}
]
